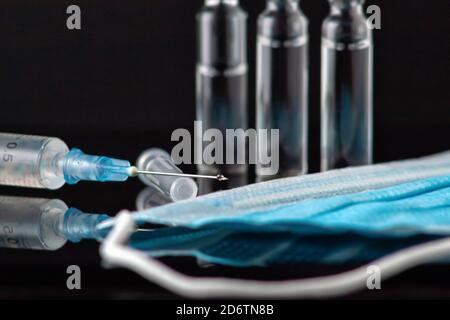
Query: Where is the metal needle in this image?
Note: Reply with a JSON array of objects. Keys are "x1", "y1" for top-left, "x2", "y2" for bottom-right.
[{"x1": 136, "y1": 170, "x2": 228, "y2": 181}]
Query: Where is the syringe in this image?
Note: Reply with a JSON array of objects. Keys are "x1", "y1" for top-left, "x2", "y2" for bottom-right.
[{"x1": 0, "y1": 133, "x2": 226, "y2": 191}]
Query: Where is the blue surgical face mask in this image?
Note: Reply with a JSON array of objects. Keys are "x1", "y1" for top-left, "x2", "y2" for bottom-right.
[
  {"x1": 126, "y1": 171, "x2": 450, "y2": 267},
  {"x1": 117, "y1": 152, "x2": 450, "y2": 225},
  {"x1": 200, "y1": 174, "x2": 450, "y2": 237},
  {"x1": 98, "y1": 152, "x2": 450, "y2": 299},
  {"x1": 119, "y1": 151, "x2": 450, "y2": 228}
]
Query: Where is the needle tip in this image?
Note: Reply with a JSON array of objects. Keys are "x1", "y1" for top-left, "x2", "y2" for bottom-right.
[{"x1": 217, "y1": 174, "x2": 228, "y2": 181}]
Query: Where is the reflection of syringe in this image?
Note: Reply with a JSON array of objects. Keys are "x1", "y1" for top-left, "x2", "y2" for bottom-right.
[
  {"x1": 0, "y1": 133, "x2": 226, "y2": 191},
  {"x1": 0, "y1": 196, "x2": 108, "y2": 251}
]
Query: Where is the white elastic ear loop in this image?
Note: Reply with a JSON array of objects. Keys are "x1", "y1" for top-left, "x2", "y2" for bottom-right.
[{"x1": 100, "y1": 211, "x2": 450, "y2": 299}]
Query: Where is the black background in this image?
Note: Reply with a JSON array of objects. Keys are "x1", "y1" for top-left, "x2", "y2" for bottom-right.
[
  {"x1": 0, "y1": 0, "x2": 449, "y2": 300},
  {"x1": 0, "y1": 0, "x2": 449, "y2": 167}
]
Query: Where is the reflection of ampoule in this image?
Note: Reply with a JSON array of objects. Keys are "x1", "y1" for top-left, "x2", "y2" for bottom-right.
[
  {"x1": 256, "y1": 0, "x2": 309, "y2": 178},
  {"x1": 321, "y1": 0, "x2": 373, "y2": 171},
  {"x1": 0, "y1": 196, "x2": 108, "y2": 251},
  {"x1": 136, "y1": 186, "x2": 172, "y2": 211},
  {"x1": 196, "y1": 0, "x2": 248, "y2": 176}
]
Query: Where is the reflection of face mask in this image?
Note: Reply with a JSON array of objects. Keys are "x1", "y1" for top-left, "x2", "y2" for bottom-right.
[
  {"x1": 125, "y1": 151, "x2": 450, "y2": 227},
  {"x1": 130, "y1": 225, "x2": 443, "y2": 267},
  {"x1": 101, "y1": 213, "x2": 450, "y2": 299}
]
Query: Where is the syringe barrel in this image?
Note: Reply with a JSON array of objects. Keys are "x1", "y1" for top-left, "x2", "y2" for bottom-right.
[{"x1": 0, "y1": 133, "x2": 68, "y2": 189}]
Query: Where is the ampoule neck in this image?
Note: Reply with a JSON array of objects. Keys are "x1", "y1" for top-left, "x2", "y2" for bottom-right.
[
  {"x1": 329, "y1": 0, "x2": 364, "y2": 14},
  {"x1": 205, "y1": 0, "x2": 238, "y2": 6},
  {"x1": 267, "y1": 0, "x2": 299, "y2": 11}
]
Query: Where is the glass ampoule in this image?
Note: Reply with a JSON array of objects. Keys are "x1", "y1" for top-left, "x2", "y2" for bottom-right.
[
  {"x1": 196, "y1": 0, "x2": 248, "y2": 176},
  {"x1": 321, "y1": 0, "x2": 373, "y2": 171},
  {"x1": 256, "y1": 0, "x2": 309, "y2": 179}
]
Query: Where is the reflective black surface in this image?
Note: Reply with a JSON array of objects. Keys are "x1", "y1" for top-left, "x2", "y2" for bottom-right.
[{"x1": 0, "y1": 134, "x2": 449, "y2": 299}]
